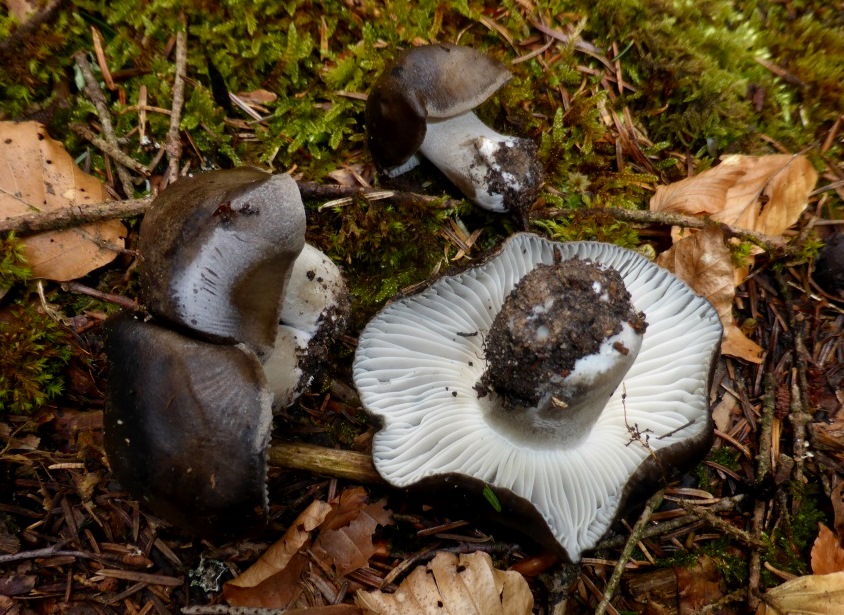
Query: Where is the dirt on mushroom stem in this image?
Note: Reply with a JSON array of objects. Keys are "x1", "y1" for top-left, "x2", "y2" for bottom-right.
[{"x1": 477, "y1": 259, "x2": 647, "y2": 410}]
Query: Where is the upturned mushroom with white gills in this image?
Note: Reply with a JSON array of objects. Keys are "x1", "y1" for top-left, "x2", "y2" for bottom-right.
[
  {"x1": 353, "y1": 233, "x2": 722, "y2": 562},
  {"x1": 105, "y1": 167, "x2": 349, "y2": 534},
  {"x1": 365, "y1": 44, "x2": 542, "y2": 217}
]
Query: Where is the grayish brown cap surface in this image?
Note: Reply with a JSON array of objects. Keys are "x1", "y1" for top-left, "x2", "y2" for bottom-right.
[
  {"x1": 139, "y1": 168, "x2": 306, "y2": 358},
  {"x1": 104, "y1": 312, "x2": 272, "y2": 535},
  {"x1": 353, "y1": 233, "x2": 722, "y2": 561},
  {"x1": 365, "y1": 43, "x2": 512, "y2": 170}
]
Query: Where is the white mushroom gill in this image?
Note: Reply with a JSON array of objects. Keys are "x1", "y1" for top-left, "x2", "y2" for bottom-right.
[{"x1": 353, "y1": 233, "x2": 722, "y2": 561}]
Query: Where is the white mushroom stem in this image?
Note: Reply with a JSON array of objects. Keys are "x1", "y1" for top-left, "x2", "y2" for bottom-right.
[
  {"x1": 484, "y1": 322, "x2": 643, "y2": 448},
  {"x1": 389, "y1": 112, "x2": 538, "y2": 213}
]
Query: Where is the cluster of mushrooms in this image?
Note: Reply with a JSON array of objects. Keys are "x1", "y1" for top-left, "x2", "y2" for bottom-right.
[{"x1": 105, "y1": 44, "x2": 722, "y2": 562}]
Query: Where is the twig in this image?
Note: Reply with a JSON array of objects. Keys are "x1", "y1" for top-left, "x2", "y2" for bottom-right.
[
  {"x1": 594, "y1": 489, "x2": 664, "y2": 615},
  {"x1": 749, "y1": 373, "x2": 777, "y2": 610},
  {"x1": 74, "y1": 52, "x2": 135, "y2": 198},
  {"x1": 595, "y1": 495, "x2": 746, "y2": 550},
  {"x1": 70, "y1": 123, "x2": 151, "y2": 177},
  {"x1": 182, "y1": 607, "x2": 287, "y2": 614},
  {"x1": 675, "y1": 499, "x2": 766, "y2": 549},
  {"x1": 0, "y1": 183, "x2": 454, "y2": 237},
  {"x1": 166, "y1": 20, "x2": 188, "y2": 185},
  {"x1": 266, "y1": 442, "x2": 383, "y2": 485},
  {"x1": 691, "y1": 587, "x2": 749, "y2": 614},
  {"x1": 0, "y1": 196, "x2": 154, "y2": 236},
  {"x1": 532, "y1": 206, "x2": 789, "y2": 255},
  {"x1": 62, "y1": 281, "x2": 141, "y2": 311}
]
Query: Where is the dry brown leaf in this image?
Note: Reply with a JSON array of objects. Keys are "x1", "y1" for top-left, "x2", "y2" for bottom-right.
[
  {"x1": 675, "y1": 555, "x2": 724, "y2": 612},
  {"x1": 223, "y1": 499, "x2": 332, "y2": 607},
  {"x1": 0, "y1": 121, "x2": 126, "y2": 281},
  {"x1": 833, "y1": 483, "x2": 844, "y2": 539},
  {"x1": 657, "y1": 224, "x2": 763, "y2": 363},
  {"x1": 313, "y1": 489, "x2": 393, "y2": 577},
  {"x1": 355, "y1": 551, "x2": 533, "y2": 615},
  {"x1": 760, "y1": 571, "x2": 844, "y2": 615},
  {"x1": 650, "y1": 154, "x2": 817, "y2": 237},
  {"x1": 812, "y1": 523, "x2": 844, "y2": 575},
  {"x1": 236, "y1": 89, "x2": 279, "y2": 105}
]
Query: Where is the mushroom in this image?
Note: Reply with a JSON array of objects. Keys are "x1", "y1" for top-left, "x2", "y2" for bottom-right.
[
  {"x1": 105, "y1": 312, "x2": 272, "y2": 535},
  {"x1": 139, "y1": 167, "x2": 306, "y2": 358},
  {"x1": 105, "y1": 168, "x2": 348, "y2": 534},
  {"x1": 264, "y1": 243, "x2": 350, "y2": 408},
  {"x1": 365, "y1": 44, "x2": 542, "y2": 217},
  {"x1": 352, "y1": 233, "x2": 722, "y2": 561}
]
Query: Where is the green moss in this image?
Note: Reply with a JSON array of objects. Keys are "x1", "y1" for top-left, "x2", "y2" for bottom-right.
[
  {"x1": 534, "y1": 210, "x2": 640, "y2": 248},
  {"x1": 0, "y1": 234, "x2": 32, "y2": 288},
  {"x1": 0, "y1": 302, "x2": 73, "y2": 415}
]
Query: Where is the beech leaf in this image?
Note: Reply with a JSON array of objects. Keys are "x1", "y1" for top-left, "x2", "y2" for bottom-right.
[
  {"x1": 0, "y1": 121, "x2": 126, "y2": 281},
  {"x1": 650, "y1": 154, "x2": 817, "y2": 237},
  {"x1": 656, "y1": 224, "x2": 763, "y2": 363},
  {"x1": 223, "y1": 499, "x2": 332, "y2": 607},
  {"x1": 355, "y1": 551, "x2": 533, "y2": 615},
  {"x1": 760, "y1": 571, "x2": 844, "y2": 615},
  {"x1": 811, "y1": 523, "x2": 844, "y2": 575},
  {"x1": 313, "y1": 489, "x2": 393, "y2": 577}
]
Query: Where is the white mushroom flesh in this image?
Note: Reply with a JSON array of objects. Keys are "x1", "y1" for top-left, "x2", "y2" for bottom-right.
[{"x1": 353, "y1": 233, "x2": 722, "y2": 560}]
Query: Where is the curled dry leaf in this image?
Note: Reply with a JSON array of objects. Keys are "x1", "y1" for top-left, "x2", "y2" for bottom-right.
[
  {"x1": 313, "y1": 487, "x2": 393, "y2": 577},
  {"x1": 811, "y1": 523, "x2": 844, "y2": 575},
  {"x1": 355, "y1": 551, "x2": 533, "y2": 615},
  {"x1": 224, "y1": 488, "x2": 393, "y2": 609},
  {"x1": 657, "y1": 224, "x2": 763, "y2": 363},
  {"x1": 760, "y1": 571, "x2": 844, "y2": 615},
  {"x1": 223, "y1": 499, "x2": 333, "y2": 607},
  {"x1": 0, "y1": 121, "x2": 126, "y2": 281},
  {"x1": 650, "y1": 154, "x2": 818, "y2": 238}
]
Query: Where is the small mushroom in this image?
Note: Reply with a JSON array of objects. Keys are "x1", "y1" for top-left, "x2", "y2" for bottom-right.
[
  {"x1": 105, "y1": 168, "x2": 348, "y2": 534},
  {"x1": 366, "y1": 44, "x2": 542, "y2": 216},
  {"x1": 139, "y1": 167, "x2": 306, "y2": 358},
  {"x1": 353, "y1": 233, "x2": 722, "y2": 561}
]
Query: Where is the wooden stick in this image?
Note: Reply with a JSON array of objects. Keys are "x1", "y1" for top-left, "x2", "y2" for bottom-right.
[{"x1": 267, "y1": 442, "x2": 383, "y2": 485}]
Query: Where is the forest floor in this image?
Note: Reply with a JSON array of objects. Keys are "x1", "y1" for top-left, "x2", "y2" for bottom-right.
[{"x1": 1, "y1": 1, "x2": 843, "y2": 614}]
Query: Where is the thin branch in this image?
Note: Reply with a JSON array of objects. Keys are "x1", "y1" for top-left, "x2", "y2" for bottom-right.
[
  {"x1": 166, "y1": 20, "x2": 188, "y2": 184},
  {"x1": 70, "y1": 123, "x2": 151, "y2": 177},
  {"x1": 594, "y1": 489, "x2": 664, "y2": 615},
  {"x1": 0, "y1": 196, "x2": 154, "y2": 236},
  {"x1": 74, "y1": 52, "x2": 135, "y2": 198},
  {"x1": 675, "y1": 498, "x2": 766, "y2": 549},
  {"x1": 0, "y1": 184, "x2": 453, "y2": 237},
  {"x1": 532, "y1": 206, "x2": 789, "y2": 254}
]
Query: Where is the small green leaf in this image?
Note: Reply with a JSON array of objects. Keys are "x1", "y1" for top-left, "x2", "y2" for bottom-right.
[{"x1": 483, "y1": 484, "x2": 502, "y2": 513}]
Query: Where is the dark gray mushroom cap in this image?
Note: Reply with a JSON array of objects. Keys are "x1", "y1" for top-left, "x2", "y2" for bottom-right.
[
  {"x1": 140, "y1": 167, "x2": 306, "y2": 358},
  {"x1": 365, "y1": 43, "x2": 511, "y2": 170},
  {"x1": 353, "y1": 233, "x2": 722, "y2": 561},
  {"x1": 104, "y1": 312, "x2": 272, "y2": 535}
]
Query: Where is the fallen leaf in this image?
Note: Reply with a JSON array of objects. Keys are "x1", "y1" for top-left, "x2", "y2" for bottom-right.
[
  {"x1": 760, "y1": 570, "x2": 844, "y2": 614},
  {"x1": 223, "y1": 499, "x2": 333, "y2": 607},
  {"x1": 650, "y1": 154, "x2": 817, "y2": 237},
  {"x1": 314, "y1": 489, "x2": 393, "y2": 577},
  {"x1": 834, "y1": 483, "x2": 844, "y2": 539},
  {"x1": 676, "y1": 555, "x2": 724, "y2": 612},
  {"x1": 236, "y1": 89, "x2": 278, "y2": 105},
  {"x1": 711, "y1": 391, "x2": 739, "y2": 433},
  {"x1": 0, "y1": 121, "x2": 126, "y2": 281},
  {"x1": 812, "y1": 523, "x2": 844, "y2": 575},
  {"x1": 355, "y1": 551, "x2": 533, "y2": 615},
  {"x1": 657, "y1": 224, "x2": 763, "y2": 363}
]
